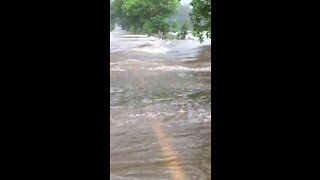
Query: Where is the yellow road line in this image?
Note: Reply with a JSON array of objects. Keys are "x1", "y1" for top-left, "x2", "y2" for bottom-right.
[
  {"x1": 137, "y1": 74, "x2": 185, "y2": 179},
  {"x1": 152, "y1": 120, "x2": 185, "y2": 180}
]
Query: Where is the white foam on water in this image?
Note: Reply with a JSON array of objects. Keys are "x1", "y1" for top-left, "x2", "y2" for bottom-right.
[
  {"x1": 110, "y1": 88, "x2": 124, "y2": 93},
  {"x1": 127, "y1": 112, "x2": 175, "y2": 119},
  {"x1": 153, "y1": 98, "x2": 175, "y2": 101},
  {"x1": 121, "y1": 35, "x2": 149, "y2": 38},
  {"x1": 147, "y1": 65, "x2": 211, "y2": 72},
  {"x1": 130, "y1": 41, "x2": 169, "y2": 53},
  {"x1": 110, "y1": 68, "x2": 125, "y2": 72},
  {"x1": 111, "y1": 59, "x2": 145, "y2": 66},
  {"x1": 111, "y1": 59, "x2": 144, "y2": 65},
  {"x1": 185, "y1": 31, "x2": 211, "y2": 46},
  {"x1": 131, "y1": 46, "x2": 169, "y2": 53},
  {"x1": 110, "y1": 106, "x2": 124, "y2": 109},
  {"x1": 123, "y1": 59, "x2": 144, "y2": 64}
]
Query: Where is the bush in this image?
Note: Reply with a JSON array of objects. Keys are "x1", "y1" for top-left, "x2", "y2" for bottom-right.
[{"x1": 178, "y1": 20, "x2": 189, "y2": 39}]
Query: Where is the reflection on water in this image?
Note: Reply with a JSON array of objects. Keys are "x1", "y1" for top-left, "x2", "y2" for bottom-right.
[{"x1": 110, "y1": 28, "x2": 211, "y2": 180}]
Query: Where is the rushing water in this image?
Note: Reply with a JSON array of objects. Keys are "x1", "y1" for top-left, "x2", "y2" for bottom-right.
[{"x1": 110, "y1": 27, "x2": 211, "y2": 180}]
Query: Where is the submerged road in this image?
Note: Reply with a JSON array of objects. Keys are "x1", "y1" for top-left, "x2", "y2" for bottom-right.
[{"x1": 110, "y1": 28, "x2": 211, "y2": 180}]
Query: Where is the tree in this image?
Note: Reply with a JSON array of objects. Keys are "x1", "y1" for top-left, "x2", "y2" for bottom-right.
[
  {"x1": 110, "y1": 0, "x2": 142, "y2": 32},
  {"x1": 178, "y1": 20, "x2": 189, "y2": 39},
  {"x1": 122, "y1": 0, "x2": 179, "y2": 35},
  {"x1": 189, "y1": 0, "x2": 211, "y2": 42}
]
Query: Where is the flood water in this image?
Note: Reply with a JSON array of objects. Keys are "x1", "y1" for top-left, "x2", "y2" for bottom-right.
[{"x1": 110, "y1": 27, "x2": 211, "y2": 180}]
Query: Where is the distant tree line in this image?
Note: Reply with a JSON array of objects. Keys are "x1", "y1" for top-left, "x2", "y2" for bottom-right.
[{"x1": 110, "y1": 0, "x2": 211, "y2": 42}]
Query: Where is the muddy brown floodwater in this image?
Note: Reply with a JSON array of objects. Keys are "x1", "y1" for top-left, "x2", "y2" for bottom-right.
[{"x1": 110, "y1": 27, "x2": 211, "y2": 180}]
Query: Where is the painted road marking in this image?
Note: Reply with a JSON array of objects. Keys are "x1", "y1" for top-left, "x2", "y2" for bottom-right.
[{"x1": 152, "y1": 120, "x2": 185, "y2": 180}]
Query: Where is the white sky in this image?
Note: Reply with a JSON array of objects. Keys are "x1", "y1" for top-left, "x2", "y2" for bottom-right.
[{"x1": 180, "y1": 0, "x2": 192, "y2": 5}]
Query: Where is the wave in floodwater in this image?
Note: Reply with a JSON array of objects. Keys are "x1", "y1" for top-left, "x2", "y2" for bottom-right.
[
  {"x1": 110, "y1": 28, "x2": 211, "y2": 180},
  {"x1": 147, "y1": 65, "x2": 211, "y2": 72},
  {"x1": 110, "y1": 27, "x2": 211, "y2": 55},
  {"x1": 131, "y1": 42, "x2": 170, "y2": 54}
]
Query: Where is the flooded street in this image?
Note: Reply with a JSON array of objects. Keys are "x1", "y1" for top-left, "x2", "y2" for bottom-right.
[{"x1": 110, "y1": 28, "x2": 211, "y2": 180}]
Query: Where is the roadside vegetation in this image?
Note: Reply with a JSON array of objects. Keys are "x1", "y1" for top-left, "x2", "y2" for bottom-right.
[{"x1": 110, "y1": 0, "x2": 211, "y2": 43}]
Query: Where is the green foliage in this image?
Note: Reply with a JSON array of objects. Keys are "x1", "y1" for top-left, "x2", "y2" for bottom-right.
[
  {"x1": 111, "y1": 0, "x2": 212, "y2": 43},
  {"x1": 171, "y1": 21, "x2": 178, "y2": 33},
  {"x1": 110, "y1": 0, "x2": 142, "y2": 31},
  {"x1": 189, "y1": 0, "x2": 211, "y2": 42},
  {"x1": 122, "y1": 0, "x2": 178, "y2": 18},
  {"x1": 142, "y1": 16, "x2": 171, "y2": 35},
  {"x1": 110, "y1": 0, "x2": 178, "y2": 36},
  {"x1": 110, "y1": 0, "x2": 124, "y2": 26},
  {"x1": 110, "y1": 23, "x2": 115, "y2": 32},
  {"x1": 178, "y1": 20, "x2": 189, "y2": 39}
]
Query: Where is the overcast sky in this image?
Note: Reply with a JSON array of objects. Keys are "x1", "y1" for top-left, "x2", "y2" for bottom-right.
[{"x1": 180, "y1": 0, "x2": 192, "y2": 5}]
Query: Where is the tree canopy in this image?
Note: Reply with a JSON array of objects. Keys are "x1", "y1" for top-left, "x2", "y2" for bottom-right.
[
  {"x1": 189, "y1": 0, "x2": 211, "y2": 42},
  {"x1": 110, "y1": 0, "x2": 178, "y2": 35},
  {"x1": 110, "y1": 0, "x2": 142, "y2": 32},
  {"x1": 110, "y1": 0, "x2": 212, "y2": 42}
]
